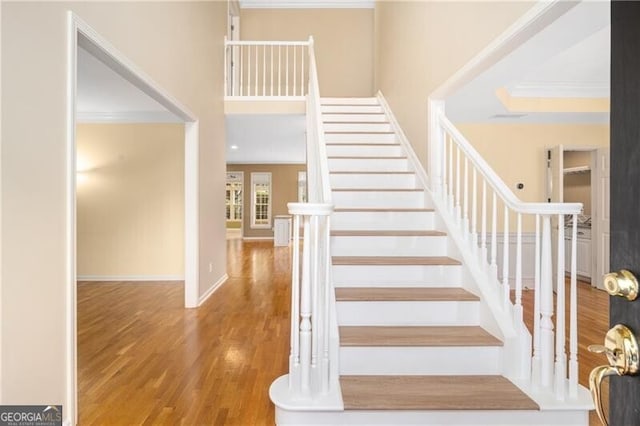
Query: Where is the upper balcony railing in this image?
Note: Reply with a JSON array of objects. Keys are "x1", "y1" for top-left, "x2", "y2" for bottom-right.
[{"x1": 224, "y1": 38, "x2": 310, "y2": 100}]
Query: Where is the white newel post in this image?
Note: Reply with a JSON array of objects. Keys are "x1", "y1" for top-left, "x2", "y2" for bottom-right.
[
  {"x1": 287, "y1": 203, "x2": 334, "y2": 399},
  {"x1": 428, "y1": 99, "x2": 445, "y2": 197}
]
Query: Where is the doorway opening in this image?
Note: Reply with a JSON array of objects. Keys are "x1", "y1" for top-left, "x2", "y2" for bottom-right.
[{"x1": 66, "y1": 12, "x2": 200, "y2": 423}]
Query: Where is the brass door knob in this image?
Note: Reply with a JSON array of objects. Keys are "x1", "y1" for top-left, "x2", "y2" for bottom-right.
[
  {"x1": 588, "y1": 324, "x2": 640, "y2": 425},
  {"x1": 603, "y1": 269, "x2": 639, "y2": 301}
]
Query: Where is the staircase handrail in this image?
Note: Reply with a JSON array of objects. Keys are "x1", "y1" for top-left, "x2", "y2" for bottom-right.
[
  {"x1": 437, "y1": 113, "x2": 581, "y2": 215},
  {"x1": 428, "y1": 99, "x2": 583, "y2": 402}
]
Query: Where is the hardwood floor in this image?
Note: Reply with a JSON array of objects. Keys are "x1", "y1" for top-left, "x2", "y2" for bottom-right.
[
  {"x1": 78, "y1": 240, "x2": 608, "y2": 425},
  {"x1": 78, "y1": 239, "x2": 291, "y2": 425}
]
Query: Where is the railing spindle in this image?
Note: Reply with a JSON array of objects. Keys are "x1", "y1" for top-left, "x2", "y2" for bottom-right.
[
  {"x1": 472, "y1": 167, "x2": 478, "y2": 248},
  {"x1": 289, "y1": 213, "x2": 301, "y2": 389},
  {"x1": 448, "y1": 136, "x2": 454, "y2": 213},
  {"x1": 299, "y1": 215, "x2": 312, "y2": 394},
  {"x1": 569, "y1": 214, "x2": 579, "y2": 398},
  {"x1": 532, "y1": 214, "x2": 541, "y2": 388},
  {"x1": 540, "y1": 214, "x2": 555, "y2": 388},
  {"x1": 502, "y1": 205, "x2": 510, "y2": 309},
  {"x1": 463, "y1": 157, "x2": 469, "y2": 238},
  {"x1": 554, "y1": 214, "x2": 566, "y2": 400},
  {"x1": 240, "y1": 45, "x2": 244, "y2": 96},
  {"x1": 286, "y1": 45, "x2": 289, "y2": 96},
  {"x1": 490, "y1": 192, "x2": 498, "y2": 279},
  {"x1": 293, "y1": 45, "x2": 297, "y2": 97},
  {"x1": 254, "y1": 44, "x2": 259, "y2": 96},
  {"x1": 262, "y1": 45, "x2": 266, "y2": 96},
  {"x1": 515, "y1": 212, "x2": 523, "y2": 321},
  {"x1": 455, "y1": 146, "x2": 461, "y2": 223}
]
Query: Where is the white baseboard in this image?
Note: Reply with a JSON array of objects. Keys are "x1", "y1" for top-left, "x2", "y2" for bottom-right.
[
  {"x1": 198, "y1": 273, "x2": 228, "y2": 306},
  {"x1": 77, "y1": 274, "x2": 184, "y2": 282},
  {"x1": 242, "y1": 236, "x2": 274, "y2": 241}
]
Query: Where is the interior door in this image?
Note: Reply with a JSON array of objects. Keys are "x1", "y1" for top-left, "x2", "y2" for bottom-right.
[
  {"x1": 608, "y1": 1, "x2": 640, "y2": 423},
  {"x1": 547, "y1": 145, "x2": 563, "y2": 289}
]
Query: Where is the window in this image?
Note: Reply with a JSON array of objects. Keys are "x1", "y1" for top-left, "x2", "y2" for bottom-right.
[
  {"x1": 226, "y1": 172, "x2": 243, "y2": 222},
  {"x1": 251, "y1": 172, "x2": 272, "y2": 228}
]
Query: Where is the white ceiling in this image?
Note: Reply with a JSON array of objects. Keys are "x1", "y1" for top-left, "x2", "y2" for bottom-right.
[
  {"x1": 77, "y1": 47, "x2": 181, "y2": 123},
  {"x1": 446, "y1": 1, "x2": 610, "y2": 124}
]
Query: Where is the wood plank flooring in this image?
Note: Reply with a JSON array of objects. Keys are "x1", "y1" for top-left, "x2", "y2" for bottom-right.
[
  {"x1": 78, "y1": 240, "x2": 608, "y2": 425},
  {"x1": 77, "y1": 239, "x2": 290, "y2": 425}
]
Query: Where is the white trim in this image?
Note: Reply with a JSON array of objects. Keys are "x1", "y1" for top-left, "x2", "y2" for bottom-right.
[
  {"x1": 430, "y1": 0, "x2": 578, "y2": 100},
  {"x1": 76, "y1": 110, "x2": 183, "y2": 123},
  {"x1": 227, "y1": 160, "x2": 306, "y2": 165},
  {"x1": 239, "y1": 0, "x2": 374, "y2": 9},
  {"x1": 184, "y1": 121, "x2": 199, "y2": 308},
  {"x1": 250, "y1": 172, "x2": 272, "y2": 229},
  {"x1": 198, "y1": 274, "x2": 229, "y2": 307},
  {"x1": 65, "y1": 13, "x2": 78, "y2": 425},
  {"x1": 67, "y1": 12, "x2": 200, "y2": 424},
  {"x1": 243, "y1": 236, "x2": 274, "y2": 241},
  {"x1": 507, "y1": 81, "x2": 609, "y2": 99},
  {"x1": 77, "y1": 275, "x2": 185, "y2": 282}
]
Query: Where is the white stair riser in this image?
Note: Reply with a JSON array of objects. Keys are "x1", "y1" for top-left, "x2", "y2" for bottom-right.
[
  {"x1": 332, "y1": 191, "x2": 426, "y2": 208},
  {"x1": 332, "y1": 264, "x2": 462, "y2": 287},
  {"x1": 328, "y1": 158, "x2": 409, "y2": 172},
  {"x1": 336, "y1": 301, "x2": 480, "y2": 326},
  {"x1": 322, "y1": 113, "x2": 387, "y2": 122},
  {"x1": 339, "y1": 346, "x2": 502, "y2": 375},
  {"x1": 330, "y1": 173, "x2": 417, "y2": 189},
  {"x1": 274, "y1": 407, "x2": 589, "y2": 426},
  {"x1": 321, "y1": 105, "x2": 384, "y2": 114},
  {"x1": 331, "y1": 235, "x2": 447, "y2": 256},
  {"x1": 321, "y1": 97, "x2": 378, "y2": 105},
  {"x1": 323, "y1": 122, "x2": 392, "y2": 132},
  {"x1": 324, "y1": 132, "x2": 396, "y2": 143},
  {"x1": 325, "y1": 144, "x2": 403, "y2": 157},
  {"x1": 331, "y1": 211, "x2": 435, "y2": 231}
]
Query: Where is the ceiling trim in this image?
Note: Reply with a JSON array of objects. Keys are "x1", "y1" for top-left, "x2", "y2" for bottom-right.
[
  {"x1": 506, "y1": 81, "x2": 609, "y2": 99},
  {"x1": 76, "y1": 111, "x2": 184, "y2": 123},
  {"x1": 239, "y1": 0, "x2": 374, "y2": 9},
  {"x1": 496, "y1": 87, "x2": 609, "y2": 113}
]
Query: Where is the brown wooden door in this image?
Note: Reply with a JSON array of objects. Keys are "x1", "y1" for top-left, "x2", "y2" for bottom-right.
[{"x1": 609, "y1": 2, "x2": 640, "y2": 424}]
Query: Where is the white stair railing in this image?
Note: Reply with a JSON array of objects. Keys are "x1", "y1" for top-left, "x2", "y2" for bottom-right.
[
  {"x1": 224, "y1": 38, "x2": 310, "y2": 99},
  {"x1": 429, "y1": 101, "x2": 582, "y2": 400},
  {"x1": 285, "y1": 38, "x2": 337, "y2": 401}
]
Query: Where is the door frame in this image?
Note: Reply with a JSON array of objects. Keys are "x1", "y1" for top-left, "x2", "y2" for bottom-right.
[{"x1": 66, "y1": 12, "x2": 200, "y2": 423}]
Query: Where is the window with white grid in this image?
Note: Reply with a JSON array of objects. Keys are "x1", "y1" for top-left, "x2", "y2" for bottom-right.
[{"x1": 251, "y1": 172, "x2": 272, "y2": 229}]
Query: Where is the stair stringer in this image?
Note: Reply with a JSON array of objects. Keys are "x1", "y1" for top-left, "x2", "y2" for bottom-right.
[{"x1": 377, "y1": 92, "x2": 531, "y2": 382}]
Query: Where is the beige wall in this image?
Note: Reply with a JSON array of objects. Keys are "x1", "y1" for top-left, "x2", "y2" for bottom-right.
[
  {"x1": 76, "y1": 124, "x2": 184, "y2": 278},
  {"x1": 374, "y1": 1, "x2": 535, "y2": 166},
  {"x1": 457, "y1": 123, "x2": 609, "y2": 230},
  {"x1": 1, "y1": 1, "x2": 226, "y2": 411},
  {"x1": 241, "y1": 8, "x2": 374, "y2": 97},
  {"x1": 226, "y1": 164, "x2": 305, "y2": 238}
]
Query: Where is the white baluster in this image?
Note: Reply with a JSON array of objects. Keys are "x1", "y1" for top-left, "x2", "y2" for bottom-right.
[
  {"x1": 532, "y1": 214, "x2": 541, "y2": 388},
  {"x1": 540, "y1": 215, "x2": 555, "y2": 389},
  {"x1": 301, "y1": 45, "x2": 305, "y2": 96},
  {"x1": 455, "y1": 147, "x2": 461, "y2": 224},
  {"x1": 569, "y1": 214, "x2": 578, "y2": 398},
  {"x1": 286, "y1": 45, "x2": 289, "y2": 96},
  {"x1": 293, "y1": 45, "x2": 297, "y2": 97},
  {"x1": 289, "y1": 213, "x2": 301, "y2": 389},
  {"x1": 322, "y1": 216, "x2": 331, "y2": 393},
  {"x1": 270, "y1": 45, "x2": 274, "y2": 96},
  {"x1": 490, "y1": 192, "x2": 498, "y2": 280},
  {"x1": 472, "y1": 167, "x2": 478, "y2": 249},
  {"x1": 262, "y1": 45, "x2": 266, "y2": 96},
  {"x1": 240, "y1": 45, "x2": 244, "y2": 96},
  {"x1": 515, "y1": 212, "x2": 523, "y2": 321},
  {"x1": 555, "y1": 214, "x2": 566, "y2": 400},
  {"x1": 299, "y1": 214, "x2": 312, "y2": 394},
  {"x1": 224, "y1": 38, "x2": 228, "y2": 97},
  {"x1": 502, "y1": 206, "x2": 510, "y2": 310},
  {"x1": 463, "y1": 157, "x2": 469, "y2": 238},
  {"x1": 448, "y1": 137, "x2": 454, "y2": 213},
  {"x1": 254, "y1": 44, "x2": 259, "y2": 96},
  {"x1": 442, "y1": 132, "x2": 448, "y2": 203},
  {"x1": 311, "y1": 215, "x2": 319, "y2": 373},
  {"x1": 481, "y1": 180, "x2": 487, "y2": 265}
]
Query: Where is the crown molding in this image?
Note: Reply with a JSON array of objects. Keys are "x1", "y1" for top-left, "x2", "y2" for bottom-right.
[
  {"x1": 239, "y1": 0, "x2": 374, "y2": 9},
  {"x1": 76, "y1": 110, "x2": 183, "y2": 123},
  {"x1": 507, "y1": 81, "x2": 609, "y2": 99}
]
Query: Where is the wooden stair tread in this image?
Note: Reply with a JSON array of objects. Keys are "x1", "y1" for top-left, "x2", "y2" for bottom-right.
[
  {"x1": 335, "y1": 287, "x2": 478, "y2": 302},
  {"x1": 340, "y1": 375, "x2": 539, "y2": 410},
  {"x1": 331, "y1": 230, "x2": 445, "y2": 237},
  {"x1": 339, "y1": 326, "x2": 502, "y2": 347},
  {"x1": 333, "y1": 208, "x2": 434, "y2": 212},
  {"x1": 332, "y1": 256, "x2": 460, "y2": 266}
]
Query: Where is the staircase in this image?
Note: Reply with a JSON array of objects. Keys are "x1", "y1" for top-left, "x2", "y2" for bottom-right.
[{"x1": 270, "y1": 96, "x2": 591, "y2": 425}]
